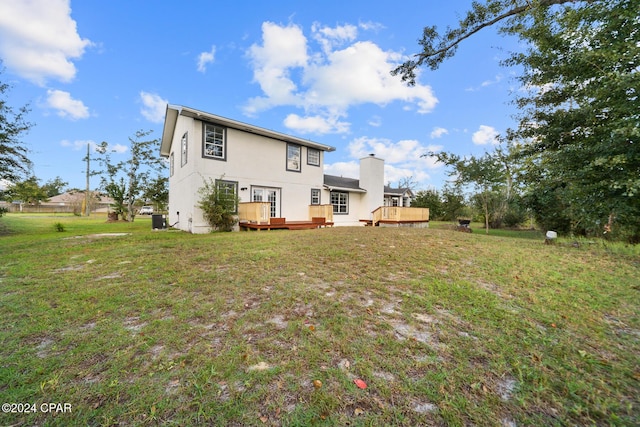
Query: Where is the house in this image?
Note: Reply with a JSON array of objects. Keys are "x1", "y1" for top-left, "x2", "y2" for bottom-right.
[{"x1": 160, "y1": 105, "x2": 428, "y2": 233}]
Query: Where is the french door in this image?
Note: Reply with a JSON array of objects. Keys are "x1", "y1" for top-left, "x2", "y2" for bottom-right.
[{"x1": 252, "y1": 187, "x2": 280, "y2": 218}]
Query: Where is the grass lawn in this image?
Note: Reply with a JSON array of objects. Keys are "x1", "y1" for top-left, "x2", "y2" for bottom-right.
[{"x1": 1, "y1": 214, "x2": 638, "y2": 426}]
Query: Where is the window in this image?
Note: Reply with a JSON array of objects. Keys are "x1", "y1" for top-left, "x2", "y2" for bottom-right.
[
  {"x1": 203, "y1": 124, "x2": 226, "y2": 160},
  {"x1": 310, "y1": 189, "x2": 321, "y2": 205},
  {"x1": 181, "y1": 132, "x2": 188, "y2": 166},
  {"x1": 216, "y1": 179, "x2": 238, "y2": 214},
  {"x1": 170, "y1": 152, "x2": 174, "y2": 177},
  {"x1": 330, "y1": 191, "x2": 348, "y2": 214},
  {"x1": 287, "y1": 143, "x2": 301, "y2": 172},
  {"x1": 307, "y1": 148, "x2": 320, "y2": 166}
]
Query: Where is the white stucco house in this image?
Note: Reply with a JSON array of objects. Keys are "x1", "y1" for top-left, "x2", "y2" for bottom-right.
[{"x1": 160, "y1": 105, "x2": 428, "y2": 233}]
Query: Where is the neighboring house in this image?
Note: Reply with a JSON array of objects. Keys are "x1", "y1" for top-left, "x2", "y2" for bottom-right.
[
  {"x1": 384, "y1": 185, "x2": 414, "y2": 207},
  {"x1": 160, "y1": 105, "x2": 428, "y2": 233}
]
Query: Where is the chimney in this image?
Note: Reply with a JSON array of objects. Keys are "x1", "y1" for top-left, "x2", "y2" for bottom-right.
[{"x1": 359, "y1": 154, "x2": 384, "y2": 218}]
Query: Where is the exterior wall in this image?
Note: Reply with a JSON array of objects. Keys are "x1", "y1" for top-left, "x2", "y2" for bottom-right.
[
  {"x1": 167, "y1": 115, "x2": 326, "y2": 233},
  {"x1": 320, "y1": 189, "x2": 366, "y2": 226}
]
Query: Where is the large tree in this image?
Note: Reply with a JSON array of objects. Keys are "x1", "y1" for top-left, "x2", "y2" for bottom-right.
[
  {"x1": 96, "y1": 130, "x2": 166, "y2": 222},
  {"x1": 395, "y1": 0, "x2": 639, "y2": 241},
  {"x1": 0, "y1": 67, "x2": 33, "y2": 182}
]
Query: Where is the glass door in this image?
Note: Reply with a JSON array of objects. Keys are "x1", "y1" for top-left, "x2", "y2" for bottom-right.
[{"x1": 252, "y1": 187, "x2": 280, "y2": 217}]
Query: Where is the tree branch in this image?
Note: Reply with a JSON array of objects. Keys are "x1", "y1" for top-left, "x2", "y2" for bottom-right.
[{"x1": 392, "y1": 0, "x2": 587, "y2": 84}]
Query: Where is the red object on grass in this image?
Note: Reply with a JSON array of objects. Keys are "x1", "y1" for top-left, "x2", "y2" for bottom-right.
[{"x1": 354, "y1": 379, "x2": 367, "y2": 389}]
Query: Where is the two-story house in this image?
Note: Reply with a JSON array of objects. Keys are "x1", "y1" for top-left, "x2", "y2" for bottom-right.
[{"x1": 160, "y1": 105, "x2": 428, "y2": 233}]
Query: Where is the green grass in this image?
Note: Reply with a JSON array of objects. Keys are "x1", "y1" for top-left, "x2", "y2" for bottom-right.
[{"x1": 1, "y1": 214, "x2": 638, "y2": 426}]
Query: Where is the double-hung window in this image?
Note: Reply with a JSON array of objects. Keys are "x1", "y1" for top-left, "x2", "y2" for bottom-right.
[
  {"x1": 287, "y1": 143, "x2": 301, "y2": 172},
  {"x1": 216, "y1": 179, "x2": 238, "y2": 214},
  {"x1": 203, "y1": 124, "x2": 226, "y2": 160},
  {"x1": 307, "y1": 148, "x2": 320, "y2": 166},
  {"x1": 310, "y1": 189, "x2": 321, "y2": 205},
  {"x1": 330, "y1": 191, "x2": 348, "y2": 214}
]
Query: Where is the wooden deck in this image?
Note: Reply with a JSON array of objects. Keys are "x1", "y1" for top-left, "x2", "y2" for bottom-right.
[{"x1": 239, "y1": 217, "x2": 333, "y2": 231}]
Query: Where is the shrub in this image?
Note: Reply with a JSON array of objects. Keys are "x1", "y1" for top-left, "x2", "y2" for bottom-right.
[
  {"x1": 54, "y1": 222, "x2": 65, "y2": 232},
  {"x1": 197, "y1": 177, "x2": 239, "y2": 232}
]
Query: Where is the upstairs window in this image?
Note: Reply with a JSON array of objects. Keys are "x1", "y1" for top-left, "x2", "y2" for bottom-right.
[
  {"x1": 170, "y1": 152, "x2": 174, "y2": 176},
  {"x1": 307, "y1": 148, "x2": 320, "y2": 166},
  {"x1": 181, "y1": 132, "x2": 188, "y2": 166},
  {"x1": 287, "y1": 143, "x2": 301, "y2": 172},
  {"x1": 203, "y1": 124, "x2": 226, "y2": 160}
]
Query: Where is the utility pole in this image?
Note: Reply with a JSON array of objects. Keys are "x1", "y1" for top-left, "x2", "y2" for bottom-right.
[{"x1": 85, "y1": 142, "x2": 90, "y2": 216}]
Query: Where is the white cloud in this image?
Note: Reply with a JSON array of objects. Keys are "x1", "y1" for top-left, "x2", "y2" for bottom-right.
[
  {"x1": 466, "y1": 74, "x2": 504, "y2": 92},
  {"x1": 284, "y1": 113, "x2": 350, "y2": 134},
  {"x1": 472, "y1": 125, "x2": 500, "y2": 145},
  {"x1": 197, "y1": 45, "x2": 216, "y2": 73},
  {"x1": 245, "y1": 21, "x2": 308, "y2": 114},
  {"x1": 368, "y1": 115, "x2": 382, "y2": 127},
  {"x1": 109, "y1": 143, "x2": 128, "y2": 154},
  {"x1": 139, "y1": 91, "x2": 168, "y2": 123},
  {"x1": 325, "y1": 136, "x2": 444, "y2": 188},
  {"x1": 430, "y1": 127, "x2": 448, "y2": 139},
  {"x1": 46, "y1": 89, "x2": 89, "y2": 120},
  {"x1": 323, "y1": 161, "x2": 360, "y2": 179},
  {"x1": 312, "y1": 22, "x2": 358, "y2": 54},
  {"x1": 244, "y1": 21, "x2": 438, "y2": 134},
  {"x1": 0, "y1": 0, "x2": 92, "y2": 85}
]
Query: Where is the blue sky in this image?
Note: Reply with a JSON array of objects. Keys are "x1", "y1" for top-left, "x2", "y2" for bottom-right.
[{"x1": 0, "y1": 0, "x2": 522, "y2": 192}]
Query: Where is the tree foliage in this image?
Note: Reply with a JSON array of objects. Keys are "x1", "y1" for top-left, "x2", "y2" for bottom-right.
[
  {"x1": 0, "y1": 67, "x2": 33, "y2": 181},
  {"x1": 95, "y1": 130, "x2": 166, "y2": 222},
  {"x1": 4, "y1": 176, "x2": 49, "y2": 208},
  {"x1": 197, "y1": 177, "x2": 239, "y2": 232},
  {"x1": 429, "y1": 148, "x2": 517, "y2": 233},
  {"x1": 508, "y1": 0, "x2": 640, "y2": 241},
  {"x1": 399, "y1": 0, "x2": 639, "y2": 241},
  {"x1": 391, "y1": 0, "x2": 583, "y2": 84}
]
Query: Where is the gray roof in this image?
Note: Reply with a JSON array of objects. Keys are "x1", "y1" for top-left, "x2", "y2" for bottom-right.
[
  {"x1": 323, "y1": 175, "x2": 366, "y2": 192},
  {"x1": 384, "y1": 186, "x2": 414, "y2": 197},
  {"x1": 161, "y1": 105, "x2": 335, "y2": 157}
]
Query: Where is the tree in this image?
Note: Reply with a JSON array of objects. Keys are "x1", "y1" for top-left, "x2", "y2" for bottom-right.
[
  {"x1": 0, "y1": 66, "x2": 33, "y2": 181},
  {"x1": 395, "y1": 0, "x2": 639, "y2": 241},
  {"x1": 4, "y1": 176, "x2": 48, "y2": 211},
  {"x1": 411, "y1": 188, "x2": 443, "y2": 220},
  {"x1": 434, "y1": 151, "x2": 506, "y2": 233},
  {"x1": 95, "y1": 130, "x2": 166, "y2": 222},
  {"x1": 141, "y1": 176, "x2": 168, "y2": 212},
  {"x1": 508, "y1": 0, "x2": 640, "y2": 241},
  {"x1": 41, "y1": 176, "x2": 68, "y2": 197},
  {"x1": 440, "y1": 185, "x2": 469, "y2": 222},
  {"x1": 391, "y1": 0, "x2": 583, "y2": 83}
]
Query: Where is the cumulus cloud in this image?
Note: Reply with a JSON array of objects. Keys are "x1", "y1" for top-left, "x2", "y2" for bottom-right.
[
  {"x1": 324, "y1": 136, "x2": 443, "y2": 186},
  {"x1": 284, "y1": 113, "x2": 350, "y2": 134},
  {"x1": 46, "y1": 89, "x2": 89, "y2": 120},
  {"x1": 244, "y1": 21, "x2": 438, "y2": 134},
  {"x1": 472, "y1": 125, "x2": 500, "y2": 145},
  {"x1": 139, "y1": 91, "x2": 168, "y2": 123},
  {"x1": 0, "y1": 0, "x2": 92, "y2": 85},
  {"x1": 197, "y1": 45, "x2": 216, "y2": 73},
  {"x1": 430, "y1": 127, "x2": 448, "y2": 139}
]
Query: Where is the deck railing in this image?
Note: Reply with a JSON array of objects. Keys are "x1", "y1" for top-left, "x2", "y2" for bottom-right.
[
  {"x1": 308, "y1": 204, "x2": 334, "y2": 222},
  {"x1": 238, "y1": 202, "x2": 271, "y2": 224},
  {"x1": 372, "y1": 206, "x2": 430, "y2": 224}
]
